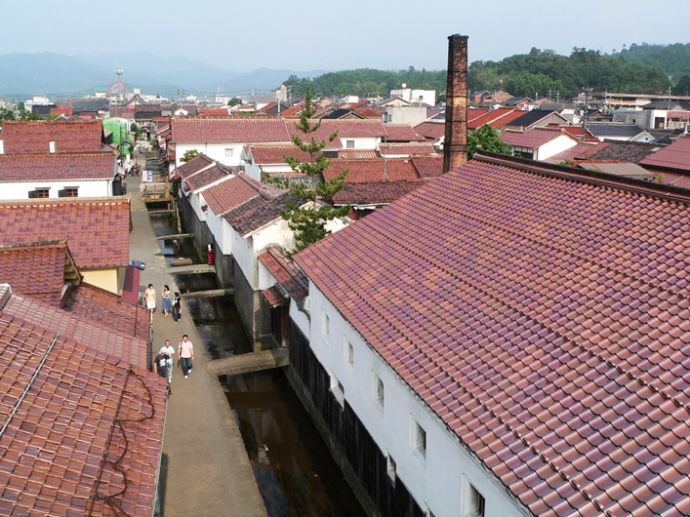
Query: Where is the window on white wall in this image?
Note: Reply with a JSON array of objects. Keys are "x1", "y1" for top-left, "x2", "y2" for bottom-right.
[
  {"x1": 321, "y1": 311, "x2": 330, "y2": 342},
  {"x1": 410, "y1": 418, "x2": 426, "y2": 460},
  {"x1": 344, "y1": 340, "x2": 354, "y2": 369},
  {"x1": 224, "y1": 148, "x2": 234, "y2": 157},
  {"x1": 462, "y1": 475, "x2": 486, "y2": 517},
  {"x1": 373, "y1": 373, "x2": 384, "y2": 409},
  {"x1": 329, "y1": 372, "x2": 344, "y2": 408},
  {"x1": 386, "y1": 453, "x2": 396, "y2": 485},
  {"x1": 345, "y1": 139, "x2": 355, "y2": 149}
]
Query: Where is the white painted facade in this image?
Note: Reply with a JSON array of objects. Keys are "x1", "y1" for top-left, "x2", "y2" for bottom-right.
[
  {"x1": 333, "y1": 136, "x2": 381, "y2": 151},
  {"x1": 534, "y1": 134, "x2": 577, "y2": 161},
  {"x1": 0, "y1": 179, "x2": 113, "y2": 200},
  {"x1": 302, "y1": 286, "x2": 527, "y2": 517},
  {"x1": 390, "y1": 88, "x2": 436, "y2": 106},
  {"x1": 176, "y1": 142, "x2": 259, "y2": 167}
]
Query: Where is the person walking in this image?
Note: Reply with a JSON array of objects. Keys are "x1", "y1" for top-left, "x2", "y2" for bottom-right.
[
  {"x1": 178, "y1": 334, "x2": 194, "y2": 379},
  {"x1": 161, "y1": 285, "x2": 172, "y2": 317},
  {"x1": 172, "y1": 292, "x2": 182, "y2": 323},
  {"x1": 144, "y1": 283, "x2": 156, "y2": 321},
  {"x1": 158, "y1": 339, "x2": 175, "y2": 384}
]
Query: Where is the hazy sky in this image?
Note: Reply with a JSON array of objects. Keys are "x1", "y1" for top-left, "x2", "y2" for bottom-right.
[{"x1": 2, "y1": 0, "x2": 689, "y2": 71}]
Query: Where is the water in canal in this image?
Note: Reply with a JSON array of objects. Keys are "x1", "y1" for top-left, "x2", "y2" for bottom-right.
[{"x1": 150, "y1": 211, "x2": 365, "y2": 517}]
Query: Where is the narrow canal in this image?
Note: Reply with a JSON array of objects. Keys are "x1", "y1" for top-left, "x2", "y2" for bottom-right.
[{"x1": 151, "y1": 211, "x2": 365, "y2": 517}]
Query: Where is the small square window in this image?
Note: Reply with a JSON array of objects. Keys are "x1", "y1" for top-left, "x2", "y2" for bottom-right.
[
  {"x1": 29, "y1": 187, "x2": 50, "y2": 199},
  {"x1": 224, "y1": 148, "x2": 234, "y2": 157},
  {"x1": 411, "y1": 418, "x2": 426, "y2": 460},
  {"x1": 59, "y1": 186, "x2": 79, "y2": 198},
  {"x1": 345, "y1": 139, "x2": 355, "y2": 149},
  {"x1": 345, "y1": 340, "x2": 353, "y2": 368},
  {"x1": 373, "y1": 373, "x2": 384, "y2": 409}
]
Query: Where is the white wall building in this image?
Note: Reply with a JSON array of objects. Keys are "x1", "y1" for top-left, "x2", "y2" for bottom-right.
[{"x1": 390, "y1": 86, "x2": 436, "y2": 106}]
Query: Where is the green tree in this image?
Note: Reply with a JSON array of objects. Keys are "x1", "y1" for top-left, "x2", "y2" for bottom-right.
[
  {"x1": 673, "y1": 75, "x2": 690, "y2": 96},
  {"x1": 264, "y1": 91, "x2": 348, "y2": 252},
  {"x1": 0, "y1": 107, "x2": 16, "y2": 122},
  {"x1": 181, "y1": 149, "x2": 200, "y2": 163},
  {"x1": 228, "y1": 97, "x2": 242, "y2": 107},
  {"x1": 467, "y1": 125, "x2": 510, "y2": 158}
]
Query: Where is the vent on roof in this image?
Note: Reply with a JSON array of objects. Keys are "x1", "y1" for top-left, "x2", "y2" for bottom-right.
[
  {"x1": 49, "y1": 141, "x2": 57, "y2": 153},
  {"x1": 0, "y1": 283, "x2": 12, "y2": 309}
]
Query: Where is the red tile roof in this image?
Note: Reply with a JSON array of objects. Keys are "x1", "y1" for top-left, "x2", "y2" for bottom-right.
[
  {"x1": 198, "y1": 107, "x2": 230, "y2": 117},
  {"x1": 0, "y1": 120, "x2": 105, "y2": 154},
  {"x1": 332, "y1": 180, "x2": 424, "y2": 206},
  {"x1": 61, "y1": 283, "x2": 151, "y2": 340},
  {"x1": 382, "y1": 124, "x2": 422, "y2": 142},
  {"x1": 172, "y1": 117, "x2": 291, "y2": 144},
  {"x1": 223, "y1": 192, "x2": 296, "y2": 237},
  {"x1": 379, "y1": 143, "x2": 438, "y2": 156},
  {"x1": 411, "y1": 156, "x2": 443, "y2": 178},
  {"x1": 3, "y1": 288, "x2": 147, "y2": 368},
  {"x1": 323, "y1": 159, "x2": 420, "y2": 183},
  {"x1": 500, "y1": 127, "x2": 574, "y2": 148},
  {"x1": 184, "y1": 164, "x2": 231, "y2": 193},
  {"x1": 0, "y1": 197, "x2": 130, "y2": 269},
  {"x1": 203, "y1": 173, "x2": 265, "y2": 215},
  {"x1": 337, "y1": 150, "x2": 379, "y2": 160},
  {"x1": 413, "y1": 121, "x2": 445, "y2": 140},
  {"x1": 468, "y1": 108, "x2": 526, "y2": 130},
  {"x1": 640, "y1": 136, "x2": 690, "y2": 172},
  {"x1": 544, "y1": 142, "x2": 603, "y2": 163},
  {"x1": 49, "y1": 106, "x2": 74, "y2": 117},
  {"x1": 172, "y1": 153, "x2": 215, "y2": 180},
  {"x1": 258, "y1": 245, "x2": 308, "y2": 301},
  {"x1": 296, "y1": 153, "x2": 690, "y2": 516},
  {"x1": 288, "y1": 119, "x2": 386, "y2": 141},
  {"x1": 0, "y1": 241, "x2": 79, "y2": 306},
  {"x1": 248, "y1": 144, "x2": 312, "y2": 165},
  {"x1": 0, "y1": 152, "x2": 115, "y2": 181},
  {"x1": 0, "y1": 300, "x2": 166, "y2": 516}
]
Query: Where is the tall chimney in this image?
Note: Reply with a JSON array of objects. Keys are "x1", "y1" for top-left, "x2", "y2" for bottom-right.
[{"x1": 443, "y1": 34, "x2": 469, "y2": 172}]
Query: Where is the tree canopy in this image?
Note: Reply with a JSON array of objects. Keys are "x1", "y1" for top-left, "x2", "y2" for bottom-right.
[{"x1": 467, "y1": 125, "x2": 510, "y2": 158}]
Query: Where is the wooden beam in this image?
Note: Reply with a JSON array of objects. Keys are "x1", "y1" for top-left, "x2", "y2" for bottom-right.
[
  {"x1": 206, "y1": 348, "x2": 288, "y2": 376},
  {"x1": 167, "y1": 264, "x2": 215, "y2": 275},
  {"x1": 181, "y1": 288, "x2": 234, "y2": 299},
  {"x1": 154, "y1": 233, "x2": 195, "y2": 241}
]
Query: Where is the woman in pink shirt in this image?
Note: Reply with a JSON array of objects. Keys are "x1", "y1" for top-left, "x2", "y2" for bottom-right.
[{"x1": 178, "y1": 334, "x2": 194, "y2": 379}]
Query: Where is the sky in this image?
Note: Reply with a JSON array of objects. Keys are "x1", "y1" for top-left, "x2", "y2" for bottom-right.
[{"x1": 2, "y1": 0, "x2": 690, "y2": 72}]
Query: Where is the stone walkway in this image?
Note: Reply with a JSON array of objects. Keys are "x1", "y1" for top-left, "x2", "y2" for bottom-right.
[{"x1": 127, "y1": 171, "x2": 266, "y2": 517}]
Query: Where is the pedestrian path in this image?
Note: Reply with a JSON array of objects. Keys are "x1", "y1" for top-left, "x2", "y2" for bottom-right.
[{"x1": 128, "y1": 172, "x2": 266, "y2": 517}]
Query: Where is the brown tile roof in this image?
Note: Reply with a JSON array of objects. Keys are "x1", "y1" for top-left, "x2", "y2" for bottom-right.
[
  {"x1": 0, "y1": 120, "x2": 105, "y2": 154},
  {"x1": 382, "y1": 124, "x2": 422, "y2": 142},
  {"x1": 336, "y1": 150, "x2": 378, "y2": 160},
  {"x1": 411, "y1": 156, "x2": 443, "y2": 179},
  {"x1": 248, "y1": 144, "x2": 312, "y2": 165},
  {"x1": 198, "y1": 107, "x2": 230, "y2": 117},
  {"x1": 171, "y1": 117, "x2": 291, "y2": 144},
  {"x1": 0, "y1": 294, "x2": 166, "y2": 516},
  {"x1": 323, "y1": 159, "x2": 420, "y2": 183},
  {"x1": 544, "y1": 142, "x2": 603, "y2": 164},
  {"x1": 588, "y1": 141, "x2": 659, "y2": 163},
  {"x1": 641, "y1": 136, "x2": 690, "y2": 172},
  {"x1": 288, "y1": 119, "x2": 386, "y2": 142},
  {"x1": 3, "y1": 288, "x2": 147, "y2": 368},
  {"x1": 296, "y1": 153, "x2": 690, "y2": 516},
  {"x1": 258, "y1": 245, "x2": 308, "y2": 301},
  {"x1": 173, "y1": 154, "x2": 215, "y2": 180},
  {"x1": 184, "y1": 164, "x2": 231, "y2": 193},
  {"x1": 0, "y1": 152, "x2": 115, "y2": 181},
  {"x1": 379, "y1": 143, "x2": 438, "y2": 156},
  {"x1": 500, "y1": 127, "x2": 574, "y2": 148},
  {"x1": 224, "y1": 193, "x2": 297, "y2": 237},
  {"x1": 468, "y1": 108, "x2": 524, "y2": 129},
  {"x1": 414, "y1": 121, "x2": 445, "y2": 140},
  {"x1": 0, "y1": 197, "x2": 130, "y2": 269},
  {"x1": 0, "y1": 241, "x2": 79, "y2": 306},
  {"x1": 332, "y1": 180, "x2": 424, "y2": 206},
  {"x1": 61, "y1": 283, "x2": 151, "y2": 341},
  {"x1": 49, "y1": 106, "x2": 74, "y2": 117}
]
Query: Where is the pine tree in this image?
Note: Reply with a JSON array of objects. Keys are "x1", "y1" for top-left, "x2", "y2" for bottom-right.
[{"x1": 264, "y1": 91, "x2": 348, "y2": 252}]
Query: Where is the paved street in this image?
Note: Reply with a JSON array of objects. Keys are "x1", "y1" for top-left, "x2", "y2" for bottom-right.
[{"x1": 128, "y1": 171, "x2": 266, "y2": 517}]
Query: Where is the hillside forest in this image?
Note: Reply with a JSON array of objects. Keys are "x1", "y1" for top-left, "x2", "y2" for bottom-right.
[{"x1": 283, "y1": 43, "x2": 690, "y2": 100}]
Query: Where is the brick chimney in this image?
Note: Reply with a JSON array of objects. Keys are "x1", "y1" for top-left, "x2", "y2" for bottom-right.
[{"x1": 443, "y1": 34, "x2": 469, "y2": 172}]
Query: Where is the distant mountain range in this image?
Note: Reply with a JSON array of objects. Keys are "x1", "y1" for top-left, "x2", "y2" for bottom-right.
[{"x1": 0, "y1": 52, "x2": 327, "y2": 99}]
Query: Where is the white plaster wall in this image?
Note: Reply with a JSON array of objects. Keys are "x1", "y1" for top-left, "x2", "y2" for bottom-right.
[
  {"x1": 206, "y1": 208, "x2": 226, "y2": 253},
  {"x1": 305, "y1": 286, "x2": 527, "y2": 517},
  {"x1": 535, "y1": 135, "x2": 577, "y2": 161},
  {"x1": 339, "y1": 137, "x2": 380, "y2": 150},
  {"x1": 175, "y1": 143, "x2": 245, "y2": 166},
  {"x1": 0, "y1": 179, "x2": 113, "y2": 200},
  {"x1": 189, "y1": 192, "x2": 207, "y2": 222},
  {"x1": 231, "y1": 229, "x2": 254, "y2": 287}
]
